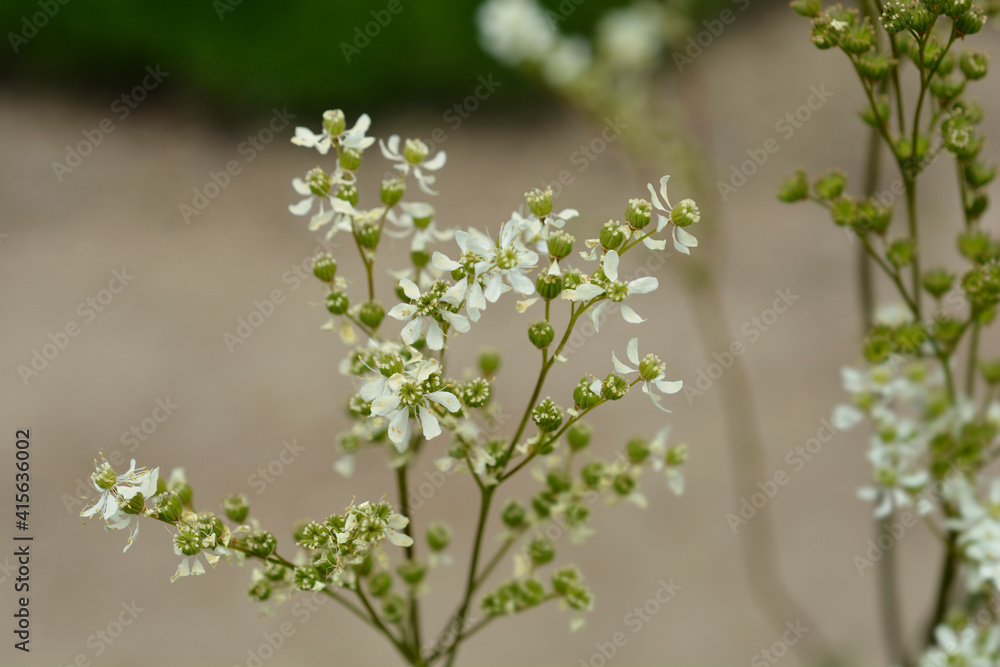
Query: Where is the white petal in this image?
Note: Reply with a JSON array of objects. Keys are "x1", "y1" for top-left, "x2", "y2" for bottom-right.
[
  {"x1": 603, "y1": 250, "x2": 620, "y2": 282},
  {"x1": 428, "y1": 390, "x2": 461, "y2": 412},
  {"x1": 654, "y1": 379, "x2": 683, "y2": 394},
  {"x1": 612, "y1": 351, "x2": 636, "y2": 375},
  {"x1": 388, "y1": 409, "x2": 410, "y2": 447},
  {"x1": 426, "y1": 320, "x2": 444, "y2": 350},
  {"x1": 590, "y1": 301, "x2": 607, "y2": 332},
  {"x1": 628, "y1": 276, "x2": 659, "y2": 295},
  {"x1": 588, "y1": 379, "x2": 603, "y2": 395},
  {"x1": 508, "y1": 271, "x2": 535, "y2": 295},
  {"x1": 292, "y1": 178, "x2": 311, "y2": 196},
  {"x1": 442, "y1": 277, "x2": 467, "y2": 306},
  {"x1": 658, "y1": 175, "x2": 672, "y2": 209},
  {"x1": 422, "y1": 151, "x2": 447, "y2": 170},
  {"x1": 643, "y1": 237, "x2": 666, "y2": 251},
  {"x1": 619, "y1": 304, "x2": 645, "y2": 324},
  {"x1": 307, "y1": 207, "x2": 335, "y2": 231},
  {"x1": 516, "y1": 297, "x2": 539, "y2": 313},
  {"x1": 433, "y1": 252, "x2": 461, "y2": 272},
  {"x1": 401, "y1": 318, "x2": 423, "y2": 344},
  {"x1": 675, "y1": 226, "x2": 698, "y2": 248},
  {"x1": 388, "y1": 530, "x2": 414, "y2": 547},
  {"x1": 371, "y1": 395, "x2": 401, "y2": 416},
  {"x1": 419, "y1": 407, "x2": 441, "y2": 439},
  {"x1": 289, "y1": 197, "x2": 314, "y2": 216},
  {"x1": 400, "y1": 279, "x2": 421, "y2": 300},
  {"x1": 441, "y1": 310, "x2": 470, "y2": 333},
  {"x1": 627, "y1": 338, "x2": 639, "y2": 365},
  {"x1": 565, "y1": 283, "x2": 605, "y2": 301},
  {"x1": 483, "y1": 272, "x2": 503, "y2": 303},
  {"x1": 388, "y1": 303, "x2": 417, "y2": 321}
]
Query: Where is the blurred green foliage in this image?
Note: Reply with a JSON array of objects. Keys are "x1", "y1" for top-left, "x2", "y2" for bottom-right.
[{"x1": 0, "y1": 0, "x2": 732, "y2": 115}]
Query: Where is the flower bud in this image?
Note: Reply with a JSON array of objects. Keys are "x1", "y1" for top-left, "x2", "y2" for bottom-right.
[
  {"x1": 426, "y1": 521, "x2": 453, "y2": 551},
  {"x1": 502, "y1": 499, "x2": 527, "y2": 528},
  {"x1": 525, "y1": 188, "x2": 553, "y2": 217},
  {"x1": 297, "y1": 521, "x2": 331, "y2": 550},
  {"x1": 967, "y1": 193, "x2": 989, "y2": 220},
  {"x1": 581, "y1": 461, "x2": 605, "y2": 489},
  {"x1": 168, "y1": 472, "x2": 193, "y2": 507},
  {"x1": 857, "y1": 201, "x2": 892, "y2": 235},
  {"x1": 958, "y1": 230, "x2": 999, "y2": 264},
  {"x1": 531, "y1": 397, "x2": 564, "y2": 432},
  {"x1": 410, "y1": 250, "x2": 431, "y2": 269},
  {"x1": 601, "y1": 374, "x2": 629, "y2": 400},
  {"x1": 479, "y1": 348, "x2": 501, "y2": 376},
  {"x1": 811, "y1": 20, "x2": 839, "y2": 50},
  {"x1": 174, "y1": 526, "x2": 202, "y2": 556},
  {"x1": 397, "y1": 560, "x2": 426, "y2": 585},
  {"x1": 306, "y1": 167, "x2": 332, "y2": 197},
  {"x1": 954, "y1": 6, "x2": 986, "y2": 35},
  {"x1": 340, "y1": 147, "x2": 363, "y2": 171},
  {"x1": 567, "y1": 422, "x2": 592, "y2": 451},
  {"x1": 249, "y1": 580, "x2": 271, "y2": 601},
  {"x1": 380, "y1": 178, "x2": 405, "y2": 206},
  {"x1": 547, "y1": 230, "x2": 574, "y2": 259},
  {"x1": 565, "y1": 584, "x2": 594, "y2": 611},
  {"x1": 547, "y1": 469, "x2": 572, "y2": 493},
  {"x1": 119, "y1": 492, "x2": 146, "y2": 515},
  {"x1": 528, "y1": 538, "x2": 555, "y2": 565},
  {"x1": 323, "y1": 109, "x2": 346, "y2": 136},
  {"x1": 930, "y1": 76, "x2": 965, "y2": 102},
  {"x1": 858, "y1": 53, "x2": 894, "y2": 81},
  {"x1": 909, "y1": 4, "x2": 935, "y2": 32},
  {"x1": 959, "y1": 51, "x2": 990, "y2": 81},
  {"x1": 921, "y1": 269, "x2": 955, "y2": 299},
  {"x1": 154, "y1": 491, "x2": 183, "y2": 522},
  {"x1": 461, "y1": 377, "x2": 491, "y2": 408},
  {"x1": 382, "y1": 594, "x2": 407, "y2": 623},
  {"x1": 294, "y1": 565, "x2": 322, "y2": 591},
  {"x1": 326, "y1": 291, "x2": 349, "y2": 315},
  {"x1": 528, "y1": 320, "x2": 555, "y2": 348},
  {"x1": 369, "y1": 571, "x2": 393, "y2": 597},
  {"x1": 861, "y1": 97, "x2": 891, "y2": 128},
  {"x1": 670, "y1": 199, "x2": 700, "y2": 228},
  {"x1": 667, "y1": 443, "x2": 689, "y2": 466},
  {"x1": 626, "y1": 437, "x2": 650, "y2": 464},
  {"x1": 222, "y1": 494, "x2": 250, "y2": 523},
  {"x1": 944, "y1": 0, "x2": 972, "y2": 18},
  {"x1": 980, "y1": 360, "x2": 1000, "y2": 385},
  {"x1": 246, "y1": 530, "x2": 277, "y2": 558},
  {"x1": 777, "y1": 170, "x2": 810, "y2": 203},
  {"x1": 537, "y1": 273, "x2": 564, "y2": 300},
  {"x1": 880, "y1": 1, "x2": 910, "y2": 32},
  {"x1": 360, "y1": 301, "x2": 385, "y2": 329},
  {"x1": 91, "y1": 461, "x2": 117, "y2": 490},
  {"x1": 552, "y1": 566, "x2": 583, "y2": 595},
  {"x1": 312, "y1": 253, "x2": 337, "y2": 283},
  {"x1": 790, "y1": 0, "x2": 821, "y2": 17},
  {"x1": 403, "y1": 138, "x2": 429, "y2": 164},
  {"x1": 599, "y1": 220, "x2": 626, "y2": 250},
  {"x1": 965, "y1": 161, "x2": 996, "y2": 188},
  {"x1": 887, "y1": 238, "x2": 916, "y2": 268},
  {"x1": 625, "y1": 198, "x2": 652, "y2": 229},
  {"x1": 831, "y1": 197, "x2": 859, "y2": 228},
  {"x1": 638, "y1": 353, "x2": 665, "y2": 381},
  {"x1": 813, "y1": 170, "x2": 846, "y2": 200},
  {"x1": 336, "y1": 183, "x2": 359, "y2": 207},
  {"x1": 841, "y1": 21, "x2": 875, "y2": 54},
  {"x1": 356, "y1": 222, "x2": 381, "y2": 249},
  {"x1": 613, "y1": 473, "x2": 636, "y2": 496},
  {"x1": 573, "y1": 378, "x2": 602, "y2": 409},
  {"x1": 263, "y1": 560, "x2": 285, "y2": 581}
]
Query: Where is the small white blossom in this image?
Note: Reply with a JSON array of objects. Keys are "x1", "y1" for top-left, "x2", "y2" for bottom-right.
[
  {"x1": 648, "y1": 175, "x2": 698, "y2": 255},
  {"x1": 477, "y1": 0, "x2": 557, "y2": 66},
  {"x1": 291, "y1": 111, "x2": 375, "y2": 155},
  {"x1": 379, "y1": 136, "x2": 447, "y2": 195},
  {"x1": 387, "y1": 279, "x2": 470, "y2": 350},
  {"x1": 611, "y1": 338, "x2": 682, "y2": 412},
  {"x1": 368, "y1": 356, "x2": 461, "y2": 449}
]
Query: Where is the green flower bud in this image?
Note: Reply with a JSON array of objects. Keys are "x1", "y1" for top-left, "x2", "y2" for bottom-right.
[
  {"x1": 814, "y1": 169, "x2": 847, "y2": 200},
  {"x1": 562, "y1": 270, "x2": 584, "y2": 291},
  {"x1": 861, "y1": 96, "x2": 891, "y2": 128},
  {"x1": 573, "y1": 378, "x2": 602, "y2": 410},
  {"x1": 173, "y1": 526, "x2": 202, "y2": 556},
  {"x1": 896, "y1": 134, "x2": 930, "y2": 162},
  {"x1": 858, "y1": 52, "x2": 894, "y2": 81},
  {"x1": 626, "y1": 437, "x2": 650, "y2": 464},
  {"x1": 306, "y1": 167, "x2": 332, "y2": 197},
  {"x1": 909, "y1": 3, "x2": 935, "y2": 32},
  {"x1": 922, "y1": 269, "x2": 955, "y2": 298},
  {"x1": 567, "y1": 422, "x2": 592, "y2": 451},
  {"x1": 119, "y1": 492, "x2": 146, "y2": 515},
  {"x1": 359, "y1": 301, "x2": 385, "y2": 329},
  {"x1": 263, "y1": 560, "x2": 285, "y2": 581},
  {"x1": 479, "y1": 348, "x2": 501, "y2": 376},
  {"x1": 777, "y1": 170, "x2": 810, "y2": 202},
  {"x1": 887, "y1": 238, "x2": 916, "y2": 268},
  {"x1": 293, "y1": 565, "x2": 322, "y2": 591},
  {"x1": 326, "y1": 291, "x2": 349, "y2": 315},
  {"x1": 537, "y1": 273, "x2": 564, "y2": 300},
  {"x1": 356, "y1": 222, "x2": 381, "y2": 249},
  {"x1": 248, "y1": 580, "x2": 271, "y2": 602},
  {"x1": 601, "y1": 374, "x2": 629, "y2": 401},
  {"x1": 581, "y1": 461, "x2": 606, "y2": 489},
  {"x1": 613, "y1": 473, "x2": 636, "y2": 496},
  {"x1": 547, "y1": 230, "x2": 574, "y2": 259},
  {"x1": 528, "y1": 320, "x2": 555, "y2": 348},
  {"x1": 954, "y1": 7, "x2": 987, "y2": 35},
  {"x1": 841, "y1": 21, "x2": 875, "y2": 54},
  {"x1": 426, "y1": 521, "x2": 453, "y2": 551},
  {"x1": 410, "y1": 249, "x2": 431, "y2": 269},
  {"x1": 403, "y1": 138, "x2": 430, "y2": 164},
  {"x1": 519, "y1": 579, "x2": 546, "y2": 607},
  {"x1": 880, "y1": 1, "x2": 911, "y2": 32},
  {"x1": 965, "y1": 161, "x2": 996, "y2": 188},
  {"x1": 967, "y1": 193, "x2": 989, "y2": 220},
  {"x1": 169, "y1": 477, "x2": 193, "y2": 508},
  {"x1": 565, "y1": 584, "x2": 594, "y2": 611},
  {"x1": 154, "y1": 491, "x2": 183, "y2": 522},
  {"x1": 565, "y1": 502, "x2": 590, "y2": 526},
  {"x1": 245, "y1": 530, "x2": 277, "y2": 558},
  {"x1": 501, "y1": 499, "x2": 527, "y2": 528},
  {"x1": 336, "y1": 183, "x2": 359, "y2": 207},
  {"x1": 944, "y1": 0, "x2": 972, "y2": 17},
  {"x1": 830, "y1": 197, "x2": 859, "y2": 227},
  {"x1": 297, "y1": 521, "x2": 331, "y2": 550},
  {"x1": 528, "y1": 538, "x2": 555, "y2": 566},
  {"x1": 599, "y1": 220, "x2": 626, "y2": 250},
  {"x1": 531, "y1": 397, "x2": 564, "y2": 432},
  {"x1": 790, "y1": 0, "x2": 821, "y2": 17},
  {"x1": 930, "y1": 76, "x2": 965, "y2": 102},
  {"x1": 312, "y1": 253, "x2": 337, "y2": 283},
  {"x1": 369, "y1": 571, "x2": 393, "y2": 597},
  {"x1": 638, "y1": 353, "x2": 665, "y2": 381},
  {"x1": 670, "y1": 199, "x2": 700, "y2": 228},
  {"x1": 552, "y1": 566, "x2": 583, "y2": 595},
  {"x1": 666, "y1": 443, "x2": 689, "y2": 466},
  {"x1": 811, "y1": 19, "x2": 840, "y2": 49},
  {"x1": 547, "y1": 469, "x2": 572, "y2": 494},
  {"x1": 461, "y1": 377, "x2": 491, "y2": 408},
  {"x1": 382, "y1": 594, "x2": 407, "y2": 624},
  {"x1": 625, "y1": 198, "x2": 652, "y2": 229},
  {"x1": 525, "y1": 188, "x2": 554, "y2": 217},
  {"x1": 864, "y1": 335, "x2": 892, "y2": 364},
  {"x1": 981, "y1": 359, "x2": 1000, "y2": 385},
  {"x1": 222, "y1": 494, "x2": 250, "y2": 523},
  {"x1": 91, "y1": 461, "x2": 118, "y2": 490},
  {"x1": 959, "y1": 230, "x2": 1000, "y2": 264},
  {"x1": 340, "y1": 147, "x2": 363, "y2": 171},
  {"x1": 380, "y1": 177, "x2": 406, "y2": 206},
  {"x1": 323, "y1": 109, "x2": 346, "y2": 136},
  {"x1": 960, "y1": 50, "x2": 990, "y2": 80},
  {"x1": 397, "y1": 560, "x2": 426, "y2": 585}
]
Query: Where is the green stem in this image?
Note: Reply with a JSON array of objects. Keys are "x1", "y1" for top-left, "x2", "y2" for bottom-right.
[{"x1": 396, "y1": 462, "x2": 423, "y2": 654}]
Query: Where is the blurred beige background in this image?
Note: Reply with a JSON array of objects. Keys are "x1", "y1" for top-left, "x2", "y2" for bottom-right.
[{"x1": 4, "y1": 9, "x2": 1000, "y2": 667}]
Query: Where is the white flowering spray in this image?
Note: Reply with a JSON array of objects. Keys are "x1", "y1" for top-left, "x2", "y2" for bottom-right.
[
  {"x1": 782, "y1": 1, "x2": 1000, "y2": 664},
  {"x1": 79, "y1": 109, "x2": 697, "y2": 666}
]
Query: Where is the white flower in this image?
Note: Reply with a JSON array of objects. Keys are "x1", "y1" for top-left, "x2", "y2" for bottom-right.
[
  {"x1": 81, "y1": 457, "x2": 159, "y2": 523},
  {"x1": 289, "y1": 177, "x2": 355, "y2": 235},
  {"x1": 611, "y1": 338, "x2": 682, "y2": 412},
  {"x1": 434, "y1": 223, "x2": 539, "y2": 308},
  {"x1": 920, "y1": 625, "x2": 1000, "y2": 667},
  {"x1": 386, "y1": 202, "x2": 454, "y2": 251},
  {"x1": 648, "y1": 175, "x2": 698, "y2": 255},
  {"x1": 379, "y1": 136, "x2": 447, "y2": 195},
  {"x1": 649, "y1": 428, "x2": 685, "y2": 495},
  {"x1": 543, "y1": 36, "x2": 592, "y2": 86},
  {"x1": 291, "y1": 111, "x2": 376, "y2": 155},
  {"x1": 387, "y1": 279, "x2": 470, "y2": 350},
  {"x1": 566, "y1": 250, "x2": 658, "y2": 331},
  {"x1": 477, "y1": 0, "x2": 556, "y2": 66},
  {"x1": 368, "y1": 357, "x2": 462, "y2": 449},
  {"x1": 596, "y1": 2, "x2": 664, "y2": 71}
]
